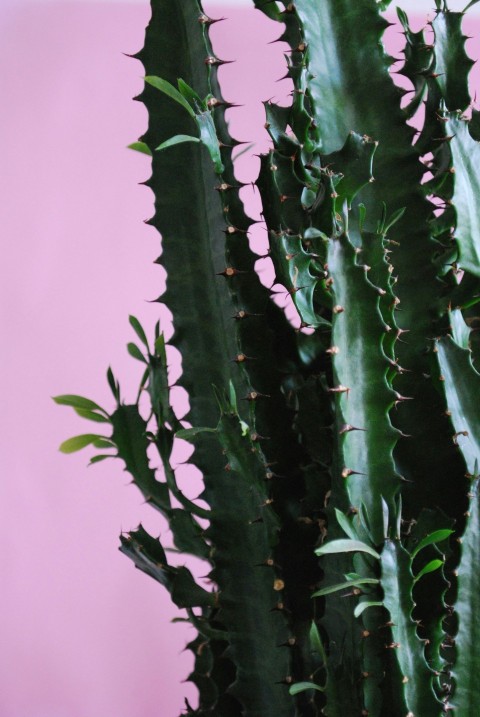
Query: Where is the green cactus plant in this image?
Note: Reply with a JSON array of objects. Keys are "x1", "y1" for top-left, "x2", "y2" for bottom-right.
[{"x1": 55, "y1": 0, "x2": 480, "y2": 714}]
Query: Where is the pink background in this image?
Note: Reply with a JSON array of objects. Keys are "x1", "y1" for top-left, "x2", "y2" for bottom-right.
[{"x1": 1, "y1": 2, "x2": 478, "y2": 716}]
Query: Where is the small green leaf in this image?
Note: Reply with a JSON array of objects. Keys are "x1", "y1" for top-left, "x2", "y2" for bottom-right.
[
  {"x1": 464, "y1": 0, "x2": 480, "y2": 10},
  {"x1": 410, "y1": 528, "x2": 454, "y2": 559},
  {"x1": 88, "y1": 454, "x2": 112, "y2": 465},
  {"x1": 315, "y1": 539, "x2": 381, "y2": 560},
  {"x1": 195, "y1": 112, "x2": 224, "y2": 174},
  {"x1": 144, "y1": 76, "x2": 196, "y2": 118},
  {"x1": 129, "y1": 315, "x2": 149, "y2": 350},
  {"x1": 92, "y1": 438, "x2": 115, "y2": 449},
  {"x1": 59, "y1": 434, "x2": 104, "y2": 454},
  {"x1": 413, "y1": 558, "x2": 444, "y2": 583},
  {"x1": 177, "y1": 78, "x2": 203, "y2": 108},
  {"x1": 73, "y1": 407, "x2": 110, "y2": 423},
  {"x1": 312, "y1": 577, "x2": 380, "y2": 597},
  {"x1": 335, "y1": 508, "x2": 358, "y2": 540},
  {"x1": 289, "y1": 682, "x2": 325, "y2": 696},
  {"x1": 127, "y1": 141, "x2": 152, "y2": 156},
  {"x1": 354, "y1": 601, "x2": 384, "y2": 618},
  {"x1": 106, "y1": 367, "x2": 120, "y2": 401},
  {"x1": 450, "y1": 309, "x2": 471, "y2": 351},
  {"x1": 381, "y1": 497, "x2": 389, "y2": 539},
  {"x1": 309, "y1": 621, "x2": 327, "y2": 663},
  {"x1": 127, "y1": 343, "x2": 147, "y2": 363},
  {"x1": 155, "y1": 134, "x2": 201, "y2": 152},
  {"x1": 53, "y1": 394, "x2": 106, "y2": 414}
]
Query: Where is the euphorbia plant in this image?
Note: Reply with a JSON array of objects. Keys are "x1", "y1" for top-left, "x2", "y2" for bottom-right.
[{"x1": 56, "y1": 0, "x2": 480, "y2": 714}]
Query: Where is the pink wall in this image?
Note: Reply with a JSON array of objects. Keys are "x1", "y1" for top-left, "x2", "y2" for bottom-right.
[{"x1": 1, "y1": 2, "x2": 478, "y2": 716}]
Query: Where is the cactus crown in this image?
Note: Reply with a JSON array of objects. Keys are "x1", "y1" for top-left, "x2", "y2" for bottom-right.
[{"x1": 56, "y1": 1, "x2": 480, "y2": 715}]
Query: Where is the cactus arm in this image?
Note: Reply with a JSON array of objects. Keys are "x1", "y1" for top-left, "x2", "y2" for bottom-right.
[
  {"x1": 119, "y1": 526, "x2": 215, "y2": 609},
  {"x1": 450, "y1": 480, "x2": 480, "y2": 714},
  {"x1": 396, "y1": 8, "x2": 434, "y2": 121},
  {"x1": 327, "y1": 223, "x2": 401, "y2": 544},
  {"x1": 380, "y1": 540, "x2": 442, "y2": 715},
  {"x1": 431, "y1": 12, "x2": 473, "y2": 113},
  {"x1": 442, "y1": 114, "x2": 480, "y2": 279},
  {"x1": 271, "y1": 0, "x2": 470, "y2": 523},
  {"x1": 137, "y1": 0, "x2": 248, "y2": 432},
  {"x1": 110, "y1": 403, "x2": 211, "y2": 558},
  {"x1": 292, "y1": 0, "x2": 406, "y2": 154},
  {"x1": 436, "y1": 326, "x2": 480, "y2": 478},
  {"x1": 187, "y1": 392, "x2": 294, "y2": 717},
  {"x1": 110, "y1": 404, "x2": 171, "y2": 513}
]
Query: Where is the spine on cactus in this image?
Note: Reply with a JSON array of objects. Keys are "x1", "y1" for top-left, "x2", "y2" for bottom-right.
[{"x1": 55, "y1": 0, "x2": 480, "y2": 715}]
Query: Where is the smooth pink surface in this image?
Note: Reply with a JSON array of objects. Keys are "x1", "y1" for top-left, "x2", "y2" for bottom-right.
[{"x1": 1, "y1": 3, "x2": 478, "y2": 716}]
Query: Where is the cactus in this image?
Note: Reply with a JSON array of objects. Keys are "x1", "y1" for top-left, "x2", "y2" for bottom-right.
[{"x1": 55, "y1": 0, "x2": 480, "y2": 714}]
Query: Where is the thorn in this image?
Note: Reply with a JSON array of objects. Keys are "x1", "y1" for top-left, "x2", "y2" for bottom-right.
[
  {"x1": 224, "y1": 225, "x2": 247, "y2": 235},
  {"x1": 270, "y1": 601, "x2": 288, "y2": 613},
  {"x1": 333, "y1": 305, "x2": 345, "y2": 314},
  {"x1": 207, "y1": 97, "x2": 242, "y2": 110},
  {"x1": 393, "y1": 391, "x2": 413, "y2": 407},
  {"x1": 326, "y1": 346, "x2": 340, "y2": 355},
  {"x1": 279, "y1": 637, "x2": 297, "y2": 648},
  {"x1": 216, "y1": 267, "x2": 247, "y2": 278},
  {"x1": 396, "y1": 328, "x2": 410, "y2": 343},
  {"x1": 249, "y1": 516, "x2": 264, "y2": 525},
  {"x1": 198, "y1": 14, "x2": 225, "y2": 25},
  {"x1": 204, "y1": 56, "x2": 234, "y2": 67},
  {"x1": 232, "y1": 310, "x2": 263, "y2": 320},
  {"x1": 231, "y1": 353, "x2": 256, "y2": 363},
  {"x1": 256, "y1": 557, "x2": 275, "y2": 567},
  {"x1": 342, "y1": 587, "x2": 363, "y2": 597},
  {"x1": 453, "y1": 431, "x2": 469, "y2": 445},
  {"x1": 250, "y1": 432, "x2": 270, "y2": 442},
  {"x1": 341, "y1": 467, "x2": 366, "y2": 478},
  {"x1": 328, "y1": 385, "x2": 350, "y2": 395},
  {"x1": 339, "y1": 424, "x2": 366, "y2": 435},
  {"x1": 242, "y1": 391, "x2": 270, "y2": 402}
]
